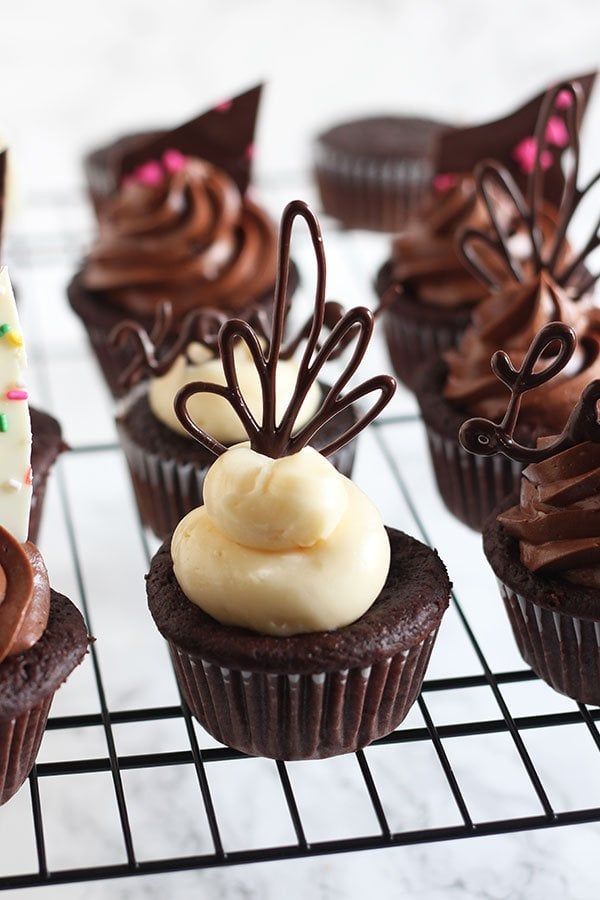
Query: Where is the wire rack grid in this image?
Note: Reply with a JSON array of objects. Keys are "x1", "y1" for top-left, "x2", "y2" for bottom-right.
[{"x1": 1, "y1": 174, "x2": 600, "y2": 893}]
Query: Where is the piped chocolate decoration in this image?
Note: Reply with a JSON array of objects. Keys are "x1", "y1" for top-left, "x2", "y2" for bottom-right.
[
  {"x1": 459, "y1": 81, "x2": 599, "y2": 300},
  {"x1": 174, "y1": 200, "x2": 396, "y2": 459},
  {"x1": 459, "y1": 321, "x2": 600, "y2": 463},
  {"x1": 110, "y1": 296, "x2": 351, "y2": 391},
  {"x1": 119, "y1": 84, "x2": 262, "y2": 195},
  {"x1": 435, "y1": 71, "x2": 596, "y2": 206}
]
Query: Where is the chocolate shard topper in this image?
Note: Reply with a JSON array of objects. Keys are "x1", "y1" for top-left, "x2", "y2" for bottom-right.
[
  {"x1": 459, "y1": 81, "x2": 600, "y2": 300},
  {"x1": 174, "y1": 199, "x2": 396, "y2": 459},
  {"x1": 434, "y1": 70, "x2": 596, "y2": 206},
  {"x1": 91, "y1": 83, "x2": 262, "y2": 198},
  {"x1": 110, "y1": 296, "x2": 349, "y2": 391},
  {"x1": 459, "y1": 321, "x2": 600, "y2": 464}
]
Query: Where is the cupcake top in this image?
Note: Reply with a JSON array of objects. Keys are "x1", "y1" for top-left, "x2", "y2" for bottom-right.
[
  {"x1": 81, "y1": 151, "x2": 278, "y2": 320},
  {"x1": 168, "y1": 200, "x2": 396, "y2": 636},
  {"x1": 0, "y1": 269, "x2": 52, "y2": 663},
  {"x1": 444, "y1": 81, "x2": 600, "y2": 433},
  {"x1": 460, "y1": 321, "x2": 600, "y2": 587},
  {"x1": 111, "y1": 291, "x2": 349, "y2": 446}
]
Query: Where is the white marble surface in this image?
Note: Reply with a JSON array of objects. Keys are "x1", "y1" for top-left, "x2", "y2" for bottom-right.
[{"x1": 2, "y1": 1, "x2": 600, "y2": 897}]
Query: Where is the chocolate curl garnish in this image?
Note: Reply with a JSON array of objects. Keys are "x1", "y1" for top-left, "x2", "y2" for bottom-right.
[
  {"x1": 459, "y1": 81, "x2": 600, "y2": 299},
  {"x1": 175, "y1": 199, "x2": 396, "y2": 458},
  {"x1": 109, "y1": 301, "x2": 227, "y2": 389},
  {"x1": 459, "y1": 321, "x2": 600, "y2": 463}
]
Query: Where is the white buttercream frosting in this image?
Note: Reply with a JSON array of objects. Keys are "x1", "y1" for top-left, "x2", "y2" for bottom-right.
[
  {"x1": 149, "y1": 342, "x2": 322, "y2": 443},
  {"x1": 171, "y1": 445, "x2": 390, "y2": 636}
]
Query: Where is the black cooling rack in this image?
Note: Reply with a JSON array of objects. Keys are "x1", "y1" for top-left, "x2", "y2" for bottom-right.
[{"x1": 2, "y1": 184, "x2": 600, "y2": 892}]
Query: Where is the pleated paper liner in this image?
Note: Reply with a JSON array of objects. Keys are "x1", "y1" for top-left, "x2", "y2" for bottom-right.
[{"x1": 0, "y1": 696, "x2": 53, "y2": 805}]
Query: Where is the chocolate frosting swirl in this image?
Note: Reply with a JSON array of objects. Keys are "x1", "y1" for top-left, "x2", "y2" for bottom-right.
[
  {"x1": 82, "y1": 157, "x2": 278, "y2": 318},
  {"x1": 387, "y1": 176, "x2": 492, "y2": 308},
  {"x1": 444, "y1": 273, "x2": 596, "y2": 430},
  {"x1": 499, "y1": 439, "x2": 600, "y2": 587},
  {"x1": 0, "y1": 527, "x2": 50, "y2": 663}
]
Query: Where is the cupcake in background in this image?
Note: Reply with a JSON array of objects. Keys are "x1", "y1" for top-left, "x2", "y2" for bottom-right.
[
  {"x1": 0, "y1": 268, "x2": 88, "y2": 804},
  {"x1": 146, "y1": 200, "x2": 450, "y2": 760},
  {"x1": 314, "y1": 116, "x2": 449, "y2": 232},
  {"x1": 69, "y1": 133, "x2": 293, "y2": 398},
  {"x1": 378, "y1": 70, "x2": 596, "y2": 388},
  {"x1": 416, "y1": 80, "x2": 600, "y2": 531},
  {"x1": 460, "y1": 322, "x2": 600, "y2": 704},
  {"x1": 84, "y1": 84, "x2": 262, "y2": 217}
]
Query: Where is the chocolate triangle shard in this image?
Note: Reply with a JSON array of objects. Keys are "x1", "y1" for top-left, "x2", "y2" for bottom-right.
[
  {"x1": 434, "y1": 71, "x2": 596, "y2": 205},
  {"x1": 85, "y1": 84, "x2": 263, "y2": 206},
  {"x1": 0, "y1": 149, "x2": 7, "y2": 261}
]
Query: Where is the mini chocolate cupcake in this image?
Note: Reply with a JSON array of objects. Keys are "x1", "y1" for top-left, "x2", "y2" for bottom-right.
[
  {"x1": 378, "y1": 72, "x2": 596, "y2": 389},
  {"x1": 112, "y1": 294, "x2": 357, "y2": 541},
  {"x1": 460, "y1": 322, "x2": 600, "y2": 704},
  {"x1": 314, "y1": 116, "x2": 448, "y2": 232},
  {"x1": 415, "y1": 81, "x2": 600, "y2": 530},
  {"x1": 85, "y1": 84, "x2": 262, "y2": 217},
  {"x1": 69, "y1": 147, "x2": 294, "y2": 399},
  {"x1": 0, "y1": 269, "x2": 88, "y2": 803},
  {"x1": 146, "y1": 200, "x2": 450, "y2": 760}
]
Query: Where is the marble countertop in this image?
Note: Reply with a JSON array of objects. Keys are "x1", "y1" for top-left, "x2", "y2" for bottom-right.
[{"x1": 2, "y1": 1, "x2": 600, "y2": 898}]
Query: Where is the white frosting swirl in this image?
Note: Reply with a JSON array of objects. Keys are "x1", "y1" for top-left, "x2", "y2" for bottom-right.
[
  {"x1": 149, "y1": 342, "x2": 322, "y2": 443},
  {"x1": 171, "y1": 445, "x2": 390, "y2": 636}
]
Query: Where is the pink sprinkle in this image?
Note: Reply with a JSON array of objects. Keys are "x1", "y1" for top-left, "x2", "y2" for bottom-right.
[
  {"x1": 433, "y1": 173, "x2": 459, "y2": 192},
  {"x1": 556, "y1": 89, "x2": 573, "y2": 109},
  {"x1": 133, "y1": 161, "x2": 163, "y2": 186},
  {"x1": 6, "y1": 389, "x2": 28, "y2": 400},
  {"x1": 215, "y1": 99, "x2": 232, "y2": 113},
  {"x1": 244, "y1": 143, "x2": 255, "y2": 161},
  {"x1": 512, "y1": 137, "x2": 553, "y2": 174},
  {"x1": 162, "y1": 148, "x2": 186, "y2": 173},
  {"x1": 24, "y1": 466, "x2": 32, "y2": 486},
  {"x1": 545, "y1": 115, "x2": 569, "y2": 148}
]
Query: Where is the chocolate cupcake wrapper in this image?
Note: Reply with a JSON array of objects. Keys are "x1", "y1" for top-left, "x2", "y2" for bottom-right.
[
  {"x1": 424, "y1": 426, "x2": 522, "y2": 532},
  {"x1": 0, "y1": 695, "x2": 53, "y2": 806},
  {"x1": 383, "y1": 308, "x2": 463, "y2": 391},
  {"x1": 499, "y1": 580, "x2": 600, "y2": 706},
  {"x1": 168, "y1": 629, "x2": 437, "y2": 760},
  {"x1": 315, "y1": 145, "x2": 432, "y2": 233},
  {"x1": 117, "y1": 394, "x2": 357, "y2": 541}
]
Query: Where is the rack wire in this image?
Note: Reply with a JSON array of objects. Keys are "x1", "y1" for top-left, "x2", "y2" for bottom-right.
[{"x1": 2, "y1": 177, "x2": 600, "y2": 892}]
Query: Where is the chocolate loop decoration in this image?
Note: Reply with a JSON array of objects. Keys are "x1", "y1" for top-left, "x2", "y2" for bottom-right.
[
  {"x1": 459, "y1": 321, "x2": 600, "y2": 463},
  {"x1": 174, "y1": 199, "x2": 396, "y2": 459},
  {"x1": 458, "y1": 81, "x2": 600, "y2": 299}
]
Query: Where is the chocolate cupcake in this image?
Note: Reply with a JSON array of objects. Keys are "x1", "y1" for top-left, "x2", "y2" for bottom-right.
[
  {"x1": 314, "y1": 116, "x2": 448, "y2": 233},
  {"x1": 0, "y1": 269, "x2": 88, "y2": 803},
  {"x1": 378, "y1": 71, "x2": 596, "y2": 388},
  {"x1": 112, "y1": 295, "x2": 358, "y2": 541},
  {"x1": 146, "y1": 200, "x2": 450, "y2": 760},
  {"x1": 460, "y1": 322, "x2": 600, "y2": 704},
  {"x1": 29, "y1": 408, "x2": 65, "y2": 544},
  {"x1": 84, "y1": 84, "x2": 262, "y2": 217},
  {"x1": 415, "y1": 81, "x2": 600, "y2": 530}
]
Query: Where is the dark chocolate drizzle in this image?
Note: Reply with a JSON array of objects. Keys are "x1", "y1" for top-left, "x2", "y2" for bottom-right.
[
  {"x1": 459, "y1": 321, "x2": 600, "y2": 463},
  {"x1": 459, "y1": 81, "x2": 600, "y2": 300},
  {"x1": 174, "y1": 200, "x2": 396, "y2": 459}
]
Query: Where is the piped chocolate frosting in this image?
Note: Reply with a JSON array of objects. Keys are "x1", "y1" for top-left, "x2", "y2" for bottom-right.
[
  {"x1": 0, "y1": 527, "x2": 50, "y2": 663},
  {"x1": 444, "y1": 80, "x2": 600, "y2": 430},
  {"x1": 459, "y1": 321, "x2": 600, "y2": 586},
  {"x1": 174, "y1": 200, "x2": 396, "y2": 459},
  {"x1": 82, "y1": 154, "x2": 278, "y2": 320}
]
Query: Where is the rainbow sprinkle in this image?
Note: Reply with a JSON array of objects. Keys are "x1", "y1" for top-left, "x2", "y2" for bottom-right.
[
  {"x1": 0, "y1": 414, "x2": 8, "y2": 432},
  {"x1": 6, "y1": 331, "x2": 23, "y2": 348},
  {"x1": 24, "y1": 466, "x2": 32, "y2": 486},
  {"x1": 0, "y1": 324, "x2": 10, "y2": 336},
  {"x1": 6, "y1": 389, "x2": 27, "y2": 401}
]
